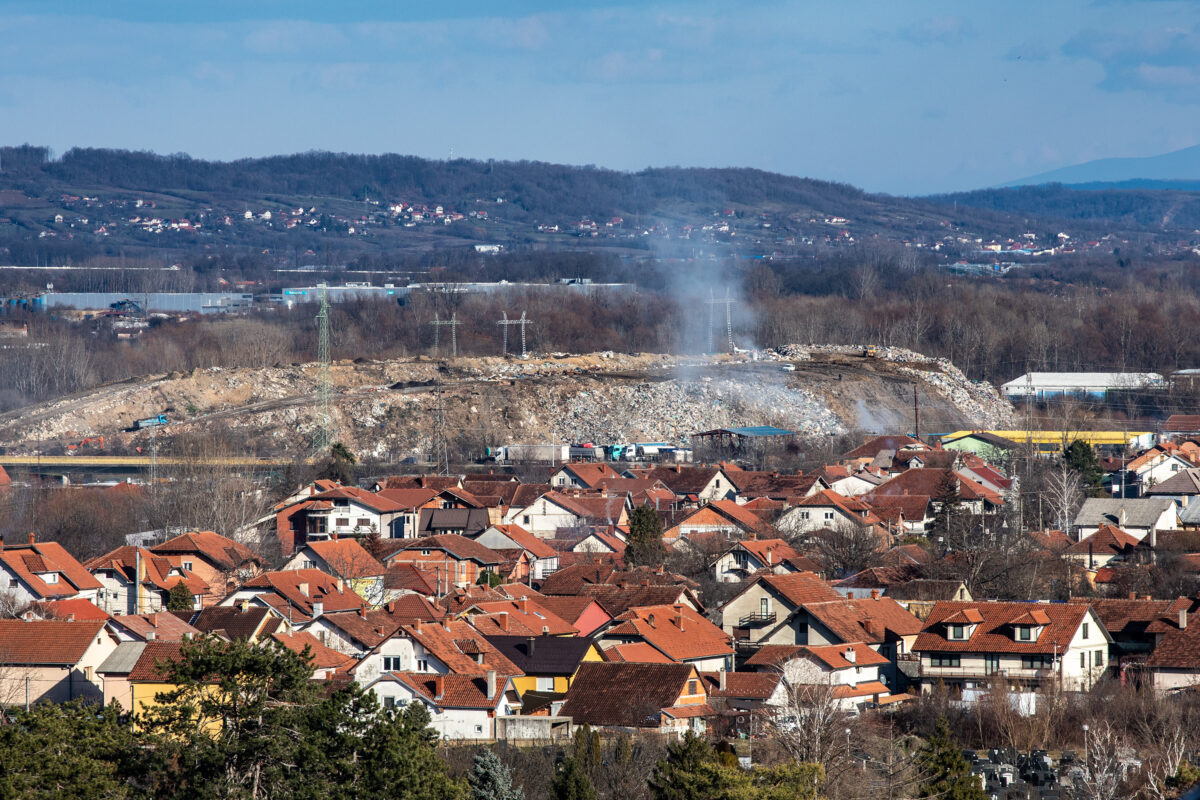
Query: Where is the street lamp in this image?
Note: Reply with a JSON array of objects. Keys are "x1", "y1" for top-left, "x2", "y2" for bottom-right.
[
  {"x1": 845, "y1": 728, "x2": 851, "y2": 758},
  {"x1": 1082, "y1": 723, "x2": 1089, "y2": 768}
]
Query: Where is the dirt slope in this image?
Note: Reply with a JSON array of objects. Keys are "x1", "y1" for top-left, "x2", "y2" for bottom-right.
[{"x1": 0, "y1": 347, "x2": 1014, "y2": 458}]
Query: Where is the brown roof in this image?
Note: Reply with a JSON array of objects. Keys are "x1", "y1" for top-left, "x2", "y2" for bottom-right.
[
  {"x1": 869, "y1": 469, "x2": 1003, "y2": 506},
  {"x1": 1071, "y1": 596, "x2": 1192, "y2": 639},
  {"x1": 373, "y1": 487, "x2": 440, "y2": 509},
  {"x1": 271, "y1": 631, "x2": 355, "y2": 671},
  {"x1": 1164, "y1": 415, "x2": 1200, "y2": 433},
  {"x1": 699, "y1": 671, "x2": 781, "y2": 700},
  {"x1": 603, "y1": 642, "x2": 675, "y2": 663},
  {"x1": 85, "y1": 546, "x2": 208, "y2": 595},
  {"x1": 744, "y1": 642, "x2": 889, "y2": 670},
  {"x1": 842, "y1": 435, "x2": 924, "y2": 461},
  {"x1": 532, "y1": 596, "x2": 609, "y2": 629},
  {"x1": 1065, "y1": 524, "x2": 1141, "y2": 557},
  {"x1": 0, "y1": 618, "x2": 107, "y2": 665},
  {"x1": 150, "y1": 531, "x2": 260, "y2": 571},
  {"x1": 126, "y1": 640, "x2": 186, "y2": 681},
  {"x1": 379, "y1": 475, "x2": 462, "y2": 491},
  {"x1": 914, "y1": 601, "x2": 1096, "y2": 655},
  {"x1": 560, "y1": 661, "x2": 698, "y2": 726},
  {"x1": 384, "y1": 534, "x2": 502, "y2": 566},
  {"x1": 239, "y1": 569, "x2": 365, "y2": 620},
  {"x1": 558, "y1": 462, "x2": 622, "y2": 488},
  {"x1": 804, "y1": 596, "x2": 923, "y2": 644},
  {"x1": 464, "y1": 598, "x2": 578, "y2": 636},
  {"x1": 383, "y1": 563, "x2": 438, "y2": 595},
  {"x1": 1142, "y1": 604, "x2": 1200, "y2": 668},
  {"x1": 509, "y1": 483, "x2": 553, "y2": 509},
  {"x1": 581, "y1": 584, "x2": 701, "y2": 617},
  {"x1": 483, "y1": 524, "x2": 557, "y2": 559},
  {"x1": 190, "y1": 606, "x2": 283, "y2": 641},
  {"x1": 394, "y1": 619, "x2": 522, "y2": 675},
  {"x1": 109, "y1": 612, "x2": 201, "y2": 642},
  {"x1": 643, "y1": 466, "x2": 724, "y2": 495}
]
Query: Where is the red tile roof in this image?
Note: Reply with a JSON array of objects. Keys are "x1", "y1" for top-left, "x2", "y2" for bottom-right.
[
  {"x1": 0, "y1": 540, "x2": 103, "y2": 598},
  {"x1": 388, "y1": 671, "x2": 513, "y2": 709},
  {"x1": 1065, "y1": 524, "x2": 1141, "y2": 556},
  {"x1": 85, "y1": 546, "x2": 208, "y2": 595},
  {"x1": 604, "y1": 604, "x2": 733, "y2": 661},
  {"x1": 744, "y1": 642, "x2": 889, "y2": 670},
  {"x1": 603, "y1": 641, "x2": 675, "y2": 663},
  {"x1": 699, "y1": 671, "x2": 782, "y2": 700},
  {"x1": 463, "y1": 598, "x2": 578, "y2": 636},
  {"x1": 109, "y1": 612, "x2": 201, "y2": 642},
  {"x1": 914, "y1": 601, "x2": 1094, "y2": 655},
  {"x1": 35, "y1": 597, "x2": 109, "y2": 621},
  {"x1": 0, "y1": 618, "x2": 108, "y2": 665},
  {"x1": 561, "y1": 662, "x2": 699, "y2": 726},
  {"x1": 150, "y1": 531, "x2": 260, "y2": 571},
  {"x1": 485, "y1": 524, "x2": 557, "y2": 559},
  {"x1": 301, "y1": 538, "x2": 386, "y2": 578},
  {"x1": 752, "y1": 571, "x2": 843, "y2": 607},
  {"x1": 384, "y1": 534, "x2": 502, "y2": 566},
  {"x1": 558, "y1": 462, "x2": 622, "y2": 488},
  {"x1": 238, "y1": 569, "x2": 365, "y2": 621},
  {"x1": 125, "y1": 640, "x2": 186, "y2": 681},
  {"x1": 394, "y1": 619, "x2": 522, "y2": 675},
  {"x1": 271, "y1": 631, "x2": 355, "y2": 671}
]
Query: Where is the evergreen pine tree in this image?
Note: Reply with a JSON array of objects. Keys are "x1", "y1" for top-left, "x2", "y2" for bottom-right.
[
  {"x1": 916, "y1": 718, "x2": 986, "y2": 800},
  {"x1": 166, "y1": 579, "x2": 193, "y2": 612},
  {"x1": 1063, "y1": 439, "x2": 1104, "y2": 494},
  {"x1": 625, "y1": 504, "x2": 665, "y2": 566},
  {"x1": 551, "y1": 757, "x2": 598, "y2": 800},
  {"x1": 468, "y1": 748, "x2": 524, "y2": 800}
]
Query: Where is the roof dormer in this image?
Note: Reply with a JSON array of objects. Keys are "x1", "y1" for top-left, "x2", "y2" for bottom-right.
[
  {"x1": 942, "y1": 608, "x2": 983, "y2": 641},
  {"x1": 1008, "y1": 609, "x2": 1049, "y2": 642}
]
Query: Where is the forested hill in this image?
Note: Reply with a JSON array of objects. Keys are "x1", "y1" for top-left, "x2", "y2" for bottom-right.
[
  {"x1": 0, "y1": 144, "x2": 1196, "y2": 269},
  {"x1": 924, "y1": 183, "x2": 1200, "y2": 230}
]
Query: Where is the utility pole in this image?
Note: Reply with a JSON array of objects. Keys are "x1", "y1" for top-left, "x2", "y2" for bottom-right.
[
  {"x1": 497, "y1": 311, "x2": 531, "y2": 358},
  {"x1": 313, "y1": 285, "x2": 333, "y2": 457},
  {"x1": 913, "y1": 384, "x2": 920, "y2": 440},
  {"x1": 433, "y1": 368, "x2": 449, "y2": 476},
  {"x1": 706, "y1": 289, "x2": 736, "y2": 353},
  {"x1": 430, "y1": 313, "x2": 460, "y2": 358}
]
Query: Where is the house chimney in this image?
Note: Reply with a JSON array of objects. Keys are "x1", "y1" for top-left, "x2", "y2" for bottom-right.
[
  {"x1": 498, "y1": 612, "x2": 509, "y2": 631},
  {"x1": 527, "y1": 636, "x2": 536, "y2": 656},
  {"x1": 870, "y1": 589, "x2": 880, "y2": 600},
  {"x1": 486, "y1": 669, "x2": 497, "y2": 700},
  {"x1": 542, "y1": 625, "x2": 549, "y2": 635},
  {"x1": 719, "y1": 669, "x2": 727, "y2": 691},
  {"x1": 845, "y1": 646, "x2": 856, "y2": 663},
  {"x1": 647, "y1": 613, "x2": 656, "y2": 628},
  {"x1": 146, "y1": 631, "x2": 157, "y2": 641},
  {"x1": 386, "y1": 601, "x2": 395, "y2": 613},
  {"x1": 766, "y1": 546, "x2": 774, "y2": 564},
  {"x1": 312, "y1": 601, "x2": 324, "y2": 618},
  {"x1": 66, "y1": 613, "x2": 75, "y2": 622},
  {"x1": 1181, "y1": 609, "x2": 1189, "y2": 630},
  {"x1": 239, "y1": 599, "x2": 249, "y2": 611},
  {"x1": 22, "y1": 611, "x2": 33, "y2": 621},
  {"x1": 676, "y1": 610, "x2": 685, "y2": 631},
  {"x1": 298, "y1": 583, "x2": 309, "y2": 597},
  {"x1": 414, "y1": 619, "x2": 423, "y2": 633},
  {"x1": 434, "y1": 675, "x2": 445, "y2": 700},
  {"x1": 518, "y1": 598, "x2": 528, "y2": 613},
  {"x1": 28, "y1": 532, "x2": 35, "y2": 545},
  {"x1": 1130, "y1": 592, "x2": 1137, "y2": 600},
  {"x1": 335, "y1": 579, "x2": 344, "y2": 592}
]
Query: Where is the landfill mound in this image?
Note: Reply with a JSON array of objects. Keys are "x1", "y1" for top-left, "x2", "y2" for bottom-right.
[{"x1": 0, "y1": 346, "x2": 1015, "y2": 458}]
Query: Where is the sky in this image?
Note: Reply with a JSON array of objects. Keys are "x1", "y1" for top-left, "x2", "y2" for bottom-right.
[{"x1": 2, "y1": 0, "x2": 1200, "y2": 195}]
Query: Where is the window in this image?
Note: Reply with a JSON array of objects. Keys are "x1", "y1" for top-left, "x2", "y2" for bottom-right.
[
  {"x1": 1080, "y1": 652, "x2": 1086, "y2": 669},
  {"x1": 421, "y1": 549, "x2": 431, "y2": 556},
  {"x1": 336, "y1": 517, "x2": 350, "y2": 527},
  {"x1": 383, "y1": 656, "x2": 403, "y2": 671},
  {"x1": 302, "y1": 560, "x2": 315, "y2": 569},
  {"x1": 1094, "y1": 650, "x2": 1103, "y2": 667},
  {"x1": 42, "y1": 573, "x2": 58, "y2": 584},
  {"x1": 84, "y1": 666, "x2": 93, "y2": 680},
  {"x1": 948, "y1": 624, "x2": 965, "y2": 640},
  {"x1": 855, "y1": 666, "x2": 862, "y2": 675},
  {"x1": 823, "y1": 511, "x2": 834, "y2": 521},
  {"x1": 537, "y1": 677, "x2": 555, "y2": 691},
  {"x1": 688, "y1": 680, "x2": 698, "y2": 695},
  {"x1": 760, "y1": 597, "x2": 770, "y2": 616},
  {"x1": 522, "y1": 515, "x2": 531, "y2": 525},
  {"x1": 7, "y1": 579, "x2": 16, "y2": 589},
  {"x1": 984, "y1": 654, "x2": 1000, "y2": 675},
  {"x1": 383, "y1": 697, "x2": 395, "y2": 708},
  {"x1": 930, "y1": 655, "x2": 961, "y2": 668},
  {"x1": 182, "y1": 561, "x2": 193, "y2": 571},
  {"x1": 799, "y1": 511, "x2": 810, "y2": 520},
  {"x1": 715, "y1": 479, "x2": 721, "y2": 488},
  {"x1": 357, "y1": 518, "x2": 370, "y2": 527},
  {"x1": 1017, "y1": 627, "x2": 1032, "y2": 641},
  {"x1": 1082, "y1": 623, "x2": 1090, "y2": 640},
  {"x1": 417, "y1": 659, "x2": 429, "y2": 672},
  {"x1": 1021, "y1": 655, "x2": 1053, "y2": 669},
  {"x1": 475, "y1": 725, "x2": 484, "y2": 734}
]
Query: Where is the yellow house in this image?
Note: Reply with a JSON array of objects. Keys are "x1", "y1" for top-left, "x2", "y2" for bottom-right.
[{"x1": 482, "y1": 635, "x2": 603, "y2": 695}]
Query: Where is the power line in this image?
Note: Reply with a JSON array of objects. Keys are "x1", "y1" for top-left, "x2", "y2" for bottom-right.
[
  {"x1": 707, "y1": 289, "x2": 735, "y2": 353},
  {"x1": 430, "y1": 312, "x2": 460, "y2": 358},
  {"x1": 497, "y1": 311, "x2": 532, "y2": 358}
]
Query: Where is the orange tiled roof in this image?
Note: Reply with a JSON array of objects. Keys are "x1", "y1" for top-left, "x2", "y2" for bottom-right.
[
  {"x1": 150, "y1": 530, "x2": 260, "y2": 571},
  {"x1": 605, "y1": 604, "x2": 733, "y2": 661},
  {"x1": 0, "y1": 540, "x2": 103, "y2": 598},
  {"x1": 302, "y1": 538, "x2": 386, "y2": 578},
  {"x1": 915, "y1": 601, "x2": 1093, "y2": 655},
  {"x1": 0, "y1": 618, "x2": 108, "y2": 665}
]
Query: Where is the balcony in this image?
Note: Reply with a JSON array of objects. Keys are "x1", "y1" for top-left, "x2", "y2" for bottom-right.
[
  {"x1": 917, "y1": 664, "x2": 1057, "y2": 683},
  {"x1": 738, "y1": 611, "x2": 777, "y2": 628}
]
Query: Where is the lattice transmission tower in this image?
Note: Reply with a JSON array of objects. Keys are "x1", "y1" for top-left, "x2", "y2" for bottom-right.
[{"x1": 312, "y1": 286, "x2": 333, "y2": 457}]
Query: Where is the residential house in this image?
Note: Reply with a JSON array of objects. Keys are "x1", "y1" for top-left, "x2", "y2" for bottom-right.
[
  {"x1": 819, "y1": 465, "x2": 885, "y2": 497},
  {"x1": 85, "y1": 546, "x2": 207, "y2": 615},
  {"x1": 0, "y1": 618, "x2": 115, "y2": 705},
  {"x1": 881, "y1": 580, "x2": 972, "y2": 620},
  {"x1": 282, "y1": 538, "x2": 386, "y2": 606},
  {"x1": 776, "y1": 490, "x2": 886, "y2": 536},
  {"x1": 361, "y1": 671, "x2": 519, "y2": 739},
  {"x1": 665, "y1": 499, "x2": 773, "y2": 543},
  {"x1": 219, "y1": 569, "x2": 364, "y2": 623},
  {"x1": 504, "y1": 491, "x2": 629, "y2": 536},
  {"x1": 474, "y1": 524, "x2": 560, "y2": 581},
  {"x1": 1064, "y1": 524, "x2": 1144, "y2": 571},
  {"x1": 97, "y1": 640, "x2": 184, "y2": 718},
  {"x1": 415, "y1": 507, "x2": 493, "y2": 538},
  {"x1": 382, "y1": 535, "x2": 503, "y2": 590},
  {"x1": 189, "y1": 605, "x2": 290, "y2": 642},
  {"x1": 560, "y1": 661, "x2": 712, "y2": 734},
  {"x1": 550, "y1": 462, "x2": 622, "y2": 489},
  {"x1": 352, "y1": 618, "x2": 522, "y2": 686},
  {"x1": 711, "y1": 538, "x2": 805, "y2": 583},
  {"x1": 642, "y1": 465, "x2": 738, "y2": 505},
  {"x1": 1146, "y1": 468, "x2": 1200, "y2": 508},
  {"x1": 303, "y1": 486, "x2": 411, "y2": 540},
  {"x1": 1138, "y1": 604, "x2": 1200, "y2": 692},
  {"x1": 107, "y1": 612, "x2": 201, "y2": 643},
  {"x1": 1073, "y1": 498, "x2": 1178, "y2": 543},
  {"x1": 0, "y1": 534, "x2": 104, "y2": 606},
  {"x1": 270, "y1": 631, "x2": 354, "y2": 679},
  {"x1": 460, "y1": 597, "x2": 579, "y2": 637},
  {"x1": 743, "y1": 642, "x2": 908, "y2": 712},
  {"x1": 911, "y1": 601, "x2": 1111, "y2": 695},
  {"x1": 866, "y1": 469, "x2": 1004, "y2": 519},
  {"x1": 527, "y1": 595, "x2": 611, "y2": 637},
  {"x1": 149, "y1": 531, "x2": 261, "y2": 603},
  {"x1": 1120, "y1": 444, "x2": 1199, "y2": 496},
  {"x1": 723, "y1": 470, "x2": 825, "y2": 504},
  {"x1": 595, "y1": 604, "x2": 734, "y2": 671},
  {"x1": 1073, "y1": 595, "x2": 1194, "y2": 683},
  {"x1": 840, "y1": 435, "x2": 926, "y2": 468},
  {"x1": 484, "y1": 635, "x2": 603, "y2": 694}
]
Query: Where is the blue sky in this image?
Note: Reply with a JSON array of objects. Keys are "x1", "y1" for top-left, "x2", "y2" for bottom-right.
[{"x1": 2, "y1": 1, "x2": 1199, "y2": 194}]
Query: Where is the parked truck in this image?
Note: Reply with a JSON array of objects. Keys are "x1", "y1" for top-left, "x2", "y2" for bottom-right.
[
  {"x1": 486, "y1": 444, "x2": 570, "y2": 464},
  {"x1": 133, "y1": 414, "x2": 169, "y2": 430}
]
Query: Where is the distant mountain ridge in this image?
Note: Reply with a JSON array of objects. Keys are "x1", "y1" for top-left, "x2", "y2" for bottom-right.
[{"x1": 1003, "y1": 143, "x2": 1200, "y2": 188}]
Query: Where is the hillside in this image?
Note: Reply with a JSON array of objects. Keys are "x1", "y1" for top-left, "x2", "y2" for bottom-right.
[
  {"x1": 0, "y1": 347, "x2": 1014, "y2": 460},
  {"x1": 0, "y1": 145, "x2": 1174, "y2": 269}
]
